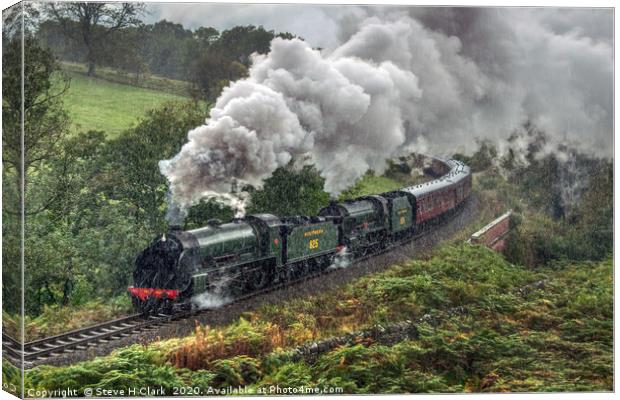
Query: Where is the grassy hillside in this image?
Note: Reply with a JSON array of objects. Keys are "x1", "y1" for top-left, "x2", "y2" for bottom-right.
[
  {"x1": 61, "y1": 71, "x2": 192, "y2": 136},
  {"x1": 7, "y1": 245, "x2": 611, "y2": 395}
]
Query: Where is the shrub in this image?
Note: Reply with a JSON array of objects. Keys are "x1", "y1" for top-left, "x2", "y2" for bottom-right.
[{"x1": 27, "y1": 345, "x2": 185, "y2": 394}]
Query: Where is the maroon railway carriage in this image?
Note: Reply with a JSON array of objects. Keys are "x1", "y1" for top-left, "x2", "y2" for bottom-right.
[{"x1": 402, "y1": 159, "x2": 472, "y2": 225}]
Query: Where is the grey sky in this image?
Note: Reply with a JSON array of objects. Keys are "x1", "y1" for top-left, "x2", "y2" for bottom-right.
[
  {"x1": 145, "y1": 3, "x2": 378, "y2": 49},
  {"x1": 144, "y1": 4, "x2": 613, "y2": 50}
]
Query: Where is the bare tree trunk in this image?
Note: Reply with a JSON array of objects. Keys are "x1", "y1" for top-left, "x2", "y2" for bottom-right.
[
  {"x1": 87, "y1": 59, "x2": 96, "y2": 76},
  {"x1": 62, "y1": 279, "x2": 72, "y2": 306},
  {"x1": 86, "y1": 43, "x2": 96, "y2": 76}
]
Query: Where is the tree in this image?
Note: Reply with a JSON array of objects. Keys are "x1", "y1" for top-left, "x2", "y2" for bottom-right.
[
  {"x1": 2, "y1": 36, "x2": 70, "y2": 214},
  {"x1": 105, "y1": 27, "x2": 149, "y2": 82},
  {"x1": 469, "y1": 140, "x2": 497, "y2": 172},
  {"x1": 211, "y1": 25, "x2": 290, "y2": 66},
  {"x1": 184, "y1": 199, "x2": 235, "y2": 230},
  {"x1": 140, "y1": 20, "x2": 194, "y2": 79},
  {"x1": 2, "y1": 1, "x2": 40, "y2": 40},
  {"x1": 194, "y1": 26, "x2": 219, "y2": 51},
  {"x1": 568, "y1": 159, "x2": 612, "y2": 260},
  {"x1": 46, "y1": 2, "x2": 144, "y2": 76},
  {"x1": 188, "y1": 53, "x2": 247, "y2": 102},
  {"x1": 2, "y1": 34, "x2": 70, "y2": 314},
  {"x1": 100, "y1": 102, "x2": 205, "y2": 231},
  {"x1": 37, "y1": 19, "x2": 87, "y2": 63},
  {"x1": 451, "y1": 140, "x2": 497, "y2": 173},
  {"x1": 188, "y1": 25, "x2": 296, "y2": 102},
  {"x1": 247, "y1": 165, "x2": 330, "y2": 217}
]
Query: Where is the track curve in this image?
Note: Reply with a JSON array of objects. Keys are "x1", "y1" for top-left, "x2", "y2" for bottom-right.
[{"x1": 5, "y1": 192, "x2": 479, "y2": 368}]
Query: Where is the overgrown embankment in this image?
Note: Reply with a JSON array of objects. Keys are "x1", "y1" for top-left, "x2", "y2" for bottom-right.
[{"x1": 5, "y1": 243, "x2": 611, "y2": 394}]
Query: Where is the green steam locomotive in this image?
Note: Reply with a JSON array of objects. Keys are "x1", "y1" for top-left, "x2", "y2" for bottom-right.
[{"x1": 129, "y1": 159, "x2": 471, "y2": 314}]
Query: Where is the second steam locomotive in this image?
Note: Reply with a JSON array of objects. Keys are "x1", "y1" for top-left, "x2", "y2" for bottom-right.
[{"x1": 129, "y1": 158, "x2": 472, "y2": 314}]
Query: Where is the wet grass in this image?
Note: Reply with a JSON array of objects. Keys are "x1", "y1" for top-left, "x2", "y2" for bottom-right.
[{"x1": 59, "y1": 71, "x2": 192, "y2": 136}]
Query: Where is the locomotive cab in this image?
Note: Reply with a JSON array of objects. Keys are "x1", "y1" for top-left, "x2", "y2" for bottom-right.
[{"x1": 319, "y1": 196, "x2": 388, "y2": 255}]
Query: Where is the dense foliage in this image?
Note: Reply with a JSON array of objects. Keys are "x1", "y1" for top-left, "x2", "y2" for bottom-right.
[
  {"x1": 0, "y1": 31, "x2": 208, "y2": 317},
  {"x1": 246, "y1": 166, "x2": 330, "y2": 217},
  {"x1": 2, "y1": 34, "x2": 69, "y2": 315},
  {"x1": 466, "y1": 129, "x2": 613, "y2": 267}
]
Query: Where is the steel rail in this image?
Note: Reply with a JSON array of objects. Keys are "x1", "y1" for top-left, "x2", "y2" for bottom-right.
[{"x1": 3, "y1": 314, "x2": 166, "y2": 362}]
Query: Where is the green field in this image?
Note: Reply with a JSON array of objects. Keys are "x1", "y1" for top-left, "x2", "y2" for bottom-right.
[
  {"x1": 340, "y1": 173, "x2": 403, "y2": 200},
  {"x1": 61, "y1": 62, "x2": 192, "y2": 97},
  {"x1": 61, "y1": 71, "x2": 191, "y2": 136}
]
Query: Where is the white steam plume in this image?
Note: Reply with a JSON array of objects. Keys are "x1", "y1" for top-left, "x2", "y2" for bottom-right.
[
  {"x1": 160, "y1": 35, "x2": 421, "y2": 208},
  {"x1": 191, "y1": 291, "x2": 231, "y2": 309},
  {"x1": 328, "y1": 247, "x2": 352, "y2": 270},
  {"x1": 191, "y1": 275, "x2": 232, "y2": 309},
  {"x1": 160, "y1": 10, "x2": 612, "y2": 213}
]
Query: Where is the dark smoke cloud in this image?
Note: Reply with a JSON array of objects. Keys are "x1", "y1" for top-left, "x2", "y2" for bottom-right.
[{"x1": 160, "y1": 8, "x2": 612, "y2": 215}]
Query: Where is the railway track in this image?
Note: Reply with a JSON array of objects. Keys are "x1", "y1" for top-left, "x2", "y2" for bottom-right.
[
  {"x1": 2, "y1": 313, "x2": 180, "y2": 362},
  {"x1": 2, "y1": 202, "x2": 466, "y2": 365}
]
